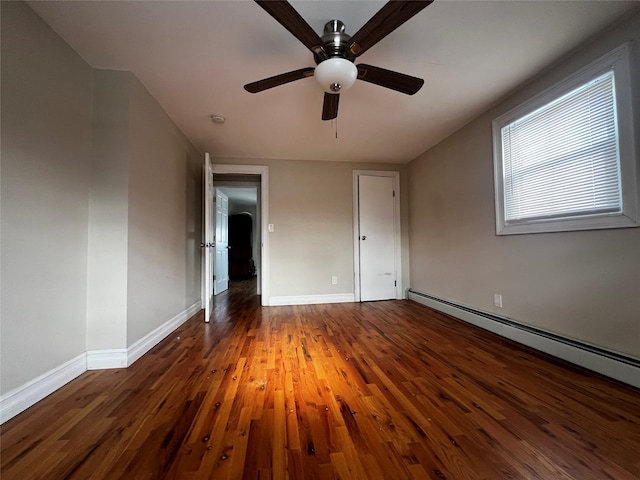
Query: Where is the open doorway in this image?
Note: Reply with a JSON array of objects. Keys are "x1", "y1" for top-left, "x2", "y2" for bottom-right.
[
  {"x1": 227, "y1": 212, "x2": 255, "y2": 279},
  {"x1": 213, "y1": 173, "x2": 262, "y2": 300}
]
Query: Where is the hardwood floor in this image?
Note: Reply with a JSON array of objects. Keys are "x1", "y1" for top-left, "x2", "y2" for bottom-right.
[{"x1": 2, "y1": 279, "x2": 639, "y2": 479}]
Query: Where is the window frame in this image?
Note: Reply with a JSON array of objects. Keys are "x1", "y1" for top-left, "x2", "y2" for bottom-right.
[{"x1": 492, "y1": 43, "x2": 638, "y2": 235}]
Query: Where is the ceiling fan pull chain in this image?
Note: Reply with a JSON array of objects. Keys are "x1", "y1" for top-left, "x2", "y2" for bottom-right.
[{"x1": 334, "y1": 117, "x2": 338, "y2": 139}]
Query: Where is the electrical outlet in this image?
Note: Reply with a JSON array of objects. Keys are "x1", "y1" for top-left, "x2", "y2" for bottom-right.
[
  {"x1": 331, "y1": 276, "x2": 338, "y2": 285},
  {"x1": 494, "y1": 293, "x2": 503, "y2": 308},
  {"x1": 268, "y1": 224, "x2": 274, "y2": 233}
]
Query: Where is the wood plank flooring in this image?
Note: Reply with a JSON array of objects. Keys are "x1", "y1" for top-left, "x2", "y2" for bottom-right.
[{"x1": 2, "y1": 279, "x2": 640, "y2": 479}]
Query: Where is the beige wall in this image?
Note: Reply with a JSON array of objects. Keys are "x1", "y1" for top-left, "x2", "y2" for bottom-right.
[
  {"x1": 87, "y1": 70, "x2": 132, "y2": 351},
  {"x1": 1, "y1": 2, "x2": 203, "y2": 396},
  {"x1": 1, "y1": 2, "x2": 93, "y2": 393},
  {"x1": 408, "y1": 12, "x2": 640, "y2": 359},
  {"x1": 213, "y1": 158, "x2": 410, "y2": 300},
  {"x1": 127, "y1": 77, "x2": 203, "y2": 345},
  {"x1": 87, "y1": 70, "x2": 203, "y2": 350}
]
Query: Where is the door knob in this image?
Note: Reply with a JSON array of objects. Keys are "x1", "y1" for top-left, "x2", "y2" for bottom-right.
[{"x1": 361, "y1": 235, "x2": 367, "y2": 241}]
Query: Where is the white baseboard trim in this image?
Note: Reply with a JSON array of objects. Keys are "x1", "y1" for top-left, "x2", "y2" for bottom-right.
[
  {"x1": 86, "y1": 349, "x2": 128, "y2": 370},
  {"x1": 0, "y1": 353, "x2": 87, "y2": 424},
  {"x1": 127, "y1": 301, "x2": 201, "y2": 366},
  {"x1": 408, "y1": 290, "x2": 640, "y2": 389},
  {"x1": 269, "y1": 293, "x2": 355, "y2": 306},
  {"x1": 1, "y1": 302, "x2": 202, "y2": 424}
]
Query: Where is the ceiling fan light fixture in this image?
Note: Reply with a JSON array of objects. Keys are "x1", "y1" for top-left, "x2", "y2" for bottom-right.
[{"x1": 314, "y1": 58, "x2": 357, "y2": 94}]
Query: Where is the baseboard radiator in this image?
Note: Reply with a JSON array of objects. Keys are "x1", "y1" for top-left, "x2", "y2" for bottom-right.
[{"x1": 407, "y1": 289, "x2": 640, "y2": 389}]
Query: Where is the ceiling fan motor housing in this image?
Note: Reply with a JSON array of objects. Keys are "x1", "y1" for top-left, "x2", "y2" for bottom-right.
[{"x1": 317, "y1": 20, "x2": 351, "y2": 61}]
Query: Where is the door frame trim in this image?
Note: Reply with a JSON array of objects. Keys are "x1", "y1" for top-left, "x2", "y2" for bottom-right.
[
  {"x1": 212, "y1": 164, "x2": 270, "y2": 306},
  {"x1": 353, "y1": 170, "x2": 403, "y2": 302}
]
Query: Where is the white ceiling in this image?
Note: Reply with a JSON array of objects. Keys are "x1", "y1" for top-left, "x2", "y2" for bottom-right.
[{"x1": 29, "y1": 0, "x2": 639, "y2": 164}]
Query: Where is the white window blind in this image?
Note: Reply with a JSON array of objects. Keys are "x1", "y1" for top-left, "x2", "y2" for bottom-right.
[{"x1": 501, "y1": 70, "x2": 621, "y2": 223}]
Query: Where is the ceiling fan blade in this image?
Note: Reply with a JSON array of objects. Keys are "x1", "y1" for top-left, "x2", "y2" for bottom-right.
[
  {"x1": 244, "y1": 67, "x2": 315, "y2": 93},
  {"x1": 322, "y1": 93, "x2": 339, "y2": 121},
  {"x1": 255, "y1": 1, "x2": 328, "y2": 59},
  {"x1": 357, "y1": 64, "x2": 424, "y2": 95},
  {"x1": 347, "y1": 1, "x2": 433, "y2": 59}
]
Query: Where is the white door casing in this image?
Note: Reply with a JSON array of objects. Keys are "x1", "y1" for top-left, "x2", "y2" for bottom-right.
[
  {"x1": 202, "y1": 153, "x2": 214, "y2": 322},
  {"x1": 214, "y1": 189, "x2": 229, "y2": 295},
  {"x1": 353, "y1": 171, "x2": 402, "y2": 302},
  {"x1": 211, "y1": 164, "x2": 270, "y2": 306}
]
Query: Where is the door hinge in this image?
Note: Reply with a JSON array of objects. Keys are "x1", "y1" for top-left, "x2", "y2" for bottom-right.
[
  {"x1": 394, "y1": 280, "x2": 397, "y2": 286},
  {"x1": 392, "y1": 190, "x2": 395, "y2": 197}
]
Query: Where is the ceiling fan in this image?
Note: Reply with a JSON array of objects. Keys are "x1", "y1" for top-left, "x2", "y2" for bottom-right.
[{"x1": 244, "y1": 0, "x2": 433, "y2": 121}]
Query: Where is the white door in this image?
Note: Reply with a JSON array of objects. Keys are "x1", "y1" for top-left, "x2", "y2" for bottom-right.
[
  {"x1": 214, "y1": 189, "x2": 229, "y2": 295},
  {"x1": 358, "y1": 175, "x2": 397, "y2": 301},
  {"x1": 203, "y1": 153, "x2": 214, "y2": 322}
]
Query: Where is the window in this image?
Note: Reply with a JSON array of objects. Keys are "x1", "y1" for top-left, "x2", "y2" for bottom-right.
[{"x1": 493, "y1": 44, "x2": 638, "y2": 235}]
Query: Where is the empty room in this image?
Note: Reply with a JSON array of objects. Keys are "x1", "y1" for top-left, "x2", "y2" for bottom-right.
[{"x1": 1, "y1": 1, "x2": 639, "y2": 478}]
